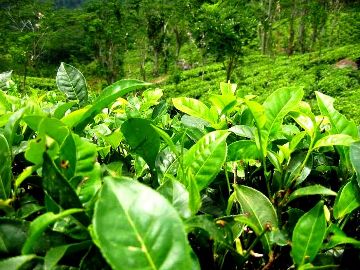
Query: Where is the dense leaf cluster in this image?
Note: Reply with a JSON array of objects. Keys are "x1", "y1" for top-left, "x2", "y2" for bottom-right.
[{"x1": 0, "y1": 64, "x2": 360, "y2": 269}]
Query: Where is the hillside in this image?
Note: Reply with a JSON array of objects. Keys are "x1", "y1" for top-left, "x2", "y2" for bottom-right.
[{"x1": 160, "y1": 44, "x2": 360, "y2": 121}]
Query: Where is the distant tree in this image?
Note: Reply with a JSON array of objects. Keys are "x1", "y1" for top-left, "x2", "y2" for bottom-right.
[
  {"x1": 83, "y1": 0, "x2": 133, "y2": 84},
  {"x1": 2, "y1": 0, "x2": 52, "y2": 88},
  {"x1": 190, "y1": 0, "x2": 257, "y2": 81},
  {"x1": 261, "y1": 0, "x2": 275, "y2": 54},
  {"x1": 137, "y1": 0, "x2": 173, "y2": 76},
  {"x1": 167, "y1": 0, "x2": 192, "y2": 60},
  {"x1": 41, "y1": 8, "x2": 90, "y2": 73},
  {"x1": 308, "y1": 0, "x2": 329, "y2": 52}
]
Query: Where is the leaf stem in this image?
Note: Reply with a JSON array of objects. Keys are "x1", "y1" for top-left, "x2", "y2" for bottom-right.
[
  {"x1": 339, "y1": 214, "x2": 351, "y2": 230},
  {"x1": 224, "y1": 163, "x2": 232, "y2": 195},
  {"x1": 243, "y1": 226, "x2": 268, "y2": 260}
]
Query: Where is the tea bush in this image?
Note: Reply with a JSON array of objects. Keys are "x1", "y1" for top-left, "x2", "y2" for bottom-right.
[
  {"x1": 163, "y1": 44, "x2": 360, "y2": 123},
  {"x1": 0, "y1": 64, "x2": 360, "y2": 270}
]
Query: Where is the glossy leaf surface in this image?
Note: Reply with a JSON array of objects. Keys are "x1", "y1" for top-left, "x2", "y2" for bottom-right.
[
  {"x1": 93, "y1": 177, "x2": 196, "y2": 270},
  {"x1": 157, "y1": 180, "x2": 191, "y2": 219},
  {"x1": 121, "y1": 118, "x2": 160, "y2": 171},
  {"x1": 350, "y1": 141, "x2": 360, "y2": 188},
  {"x1": 229, "y1": 125, "x2": 255, "y2": 139},
  {"x1": 333, "y1": 180, "x2": 360, "y2": 219},
  {"x1": 172, "y1": 97, "x2": 217, "y2": 125},
  {"x1": 75, "y1": 80, "x2": 149, "y2": 132},
  {"x1": 22, "y1": 208, "x2": 83, "y2": 254},
  {"x1": 291, "y1": 201, "x2": 326, "y2": 266},
  {"x1": 315, "y1": 92, "x2": 358, "y2": 137},
  {"x1": 227, "y1": 140, "x2": 260, "y2": 161},
  {"x1": 244, "y1": 100, "x2": 266, "y2": 129},
  {"x1": 313, "y1": 134, "x2": 355, "y2": 149},
  {"x1": 56, "y1": 62, "x2": 88, "y2": 106},
  {"x1": 0, "y1": 134, "x2": 12, "y2": 200},
  {"x1": 287, "y1": 185, "x2": 336, "y2": 204},
  {"x1": 0, "y1": 255, "x2": 38, "y2": 270},
  {"x1": 234, "y1": 185, "x2": 278, "y2": 253},
  {"x1": 284, "y1": 152, "x2": 313, "y2": 187},
  {"x1": 263, "y1": 87, "x2": 303, "y2": 139},
  {"x1": 182, "y1": 130, "x2": 229, "y2": 190}
]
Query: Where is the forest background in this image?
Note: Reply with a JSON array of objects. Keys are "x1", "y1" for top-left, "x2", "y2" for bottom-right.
[{"x1": 0, "y1": 0, "x2": 360, "y2": 119}]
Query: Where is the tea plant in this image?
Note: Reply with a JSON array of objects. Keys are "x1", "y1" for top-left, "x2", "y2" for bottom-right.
[{"x1": 0, "y1": 63, "x2": 359, "y2": 269}]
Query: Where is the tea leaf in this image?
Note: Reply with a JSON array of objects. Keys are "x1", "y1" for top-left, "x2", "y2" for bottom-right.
[
  {"x1": 229, "y1": 125, "x2": 255, "y2": 139},
  {"x1": 187, "y1": 170, "x2": 201, "y2": 215},
  {"x1": 93, "y1": 177, "x2": 197, "y2": 270},
  {"x1": 287, "y1": 185, "x2": 336, "y2": 204},
  {"x1": 185, "y1": 215, "x2": 234, "y2": 249},
  {"x1": 0, "y1": 255, "x2": 38, "y2": 270},
  {"x1": 234, "y1": 185, "x2": 278, "y2": 253},
  {"x1": 42, "y1": 153, "x2": 89, "y2": 226},
  {"x1": 56, "y1": 63, "x2": 88, "y2": 106},
  {"x1": 22, "y1": 208, "x2": 83, "y2": 254},
  {"x1": 315, "y1": 92, "x2": 358, "y2": 137},
  {"x1": 333, "y1": 180, "x2": 360, "y2": 219},
  {"x1": 208, "y1": 94, "x2": 236, "y2": 115},
  {"x1": 74, "y1": 80, "x2": 149, "y2": 132},
  {"x1": 323, "y1": 224, "x2": 360, "y2": 250},
  {"x1": 263, "y1": 87, "x2": 303, "y2": 139},
  {"x1": 291, "y1": 201, "x2": 326, "y2": 266},
  {"x1": 121, "y1": 118, "x2": 160, "y2": 172},
  {"x1": 315, "y1": 91, "x2": 358, "y2": 173},
  {"x1": 157, "y1": 180, "x2": 191, "y2": 219},
  {"x1": 0, "y1": 134, "x2": 12, "y2": 200},
  {"x1": 172, "y1": 97, "x2": 217, "y2": 125},
  {"x1": 289, "y1": 111, "x2": 315, "y2": 136},
  {"x1": 72, "y1": 134, "x2": 102, "y2": 204},
  {"x1": 284, "y1": 152, "x2": 313, "y2": 187},
  {"x1": 151, "y1": 124, "x2": 179, "y2": 156},
  {"x1": 227, "y1": 140, "x2": 260, "y2": 161},
  {"x1": 313, "y1": 134, "x2": 355, "y2": 149},
  {"x1": 53, "y1": 101, "x2": 77, "y2": 119},
  {"x1": 244, "y1": 100, "x2": 266, "y2": 129},
  {"x1": 350, "y1": 141, "x2": 360, "y2": 188},
  {"x1": 3, "y1": 108, "x2": 24, "y2": 146},
  {"x1": 182, "y1": 130, "x2": 229, "y2": 190},
  {"x1": 44, "y1": 241, "x2": 91, "y2": 270}
]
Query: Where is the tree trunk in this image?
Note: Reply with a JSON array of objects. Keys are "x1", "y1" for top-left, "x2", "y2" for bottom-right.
[
  {"x1": 140, "y1": 51, "x2": 147, "y2": 81},
  {"x1": 311, "y1": 23, "x2": 318, "y2": 51},
  {"x1": 226, "y1": 56, "x2": 237, "y2": 82},
  {"x1": 23, "y1": 60, "x2": 28, "y2": 91},
  {"x1": 153, "y1": 49, "x2": 159, "y2": 77},
  {"x1": 298, "y1": 0, "x2": 308, "y2": 53},
  {"x1": 174, "y1": 26, "x2": 182, "y2": 60},
  {"x1": 265, "y1": 0, "x2": 273, "y2": 55},
  {"x1": 328, "y1": 0, "x2": 342, "y2": 47},
  {"x1": 287, "y1": 1, "x2": 297, "y2": 55},
  {"x1": 261, "y1": 27, "x2": 267, "y2": 54}
]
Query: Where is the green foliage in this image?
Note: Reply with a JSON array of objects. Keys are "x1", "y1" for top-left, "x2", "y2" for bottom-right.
[
  {"x1": 291, "y1": 201, "x2": 326, "y2": 267},
  {"x1": 56, "y1": 62, "x2": 89, "y2": 106},
  {"x1": 234, "y1": 185, "x2": 278, "y2": 254},
  {"x1": 1, "y1": 64, "x2": 360, "y2": 269},
  {"x1": 93, "y1": 177, "x2": 198, "y2": 270}
]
